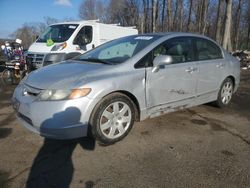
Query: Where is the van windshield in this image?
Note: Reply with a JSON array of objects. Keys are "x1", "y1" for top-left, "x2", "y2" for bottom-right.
[
  {"x1": 37, "y1": 24, "x2": 79, "y2": 43},
  {"x1": 77, "y1": 35, "x2": 161, "y2": 64}
]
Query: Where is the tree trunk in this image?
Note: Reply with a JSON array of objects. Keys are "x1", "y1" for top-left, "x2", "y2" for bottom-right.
[
  {"x1": 196, "y1": 0, "x2": 203, "y2": 33},
  {"x1": 143, "y1": 0, "x2": 150, "y2": 33},
  {"x1": 161, "y1": 0, "x2": 166, "y2": 31},
  {"x1": 187, "y1": 0, "x2": 193, "y2": 32},
  {"x1": 152, "y1": 0, "x2": 157, "y2": 32},
  {"x1": 247, "y1": 24, "x2": 250, "y2": 50},
  {"x1": 215, "y1": 0, "x2": 223, "y2": 44},
  {"x1": 201, "y1": 0, "x2": 209, "y2": 35},
  {"x1": 173, "y1": 0, "x2": 178, "y2": 30},
  {"x1": 179, "y1": 0, "x2": 184, "y2": 31},
  {"x1": 234, "y1": 0, "x2": 242, "y2": 50},
  {"x1": 167, "y1": 0, "x2": 173, "y2": 31},
  {"x1": 222, "y1": 0, "x2": 233, "y2": 51}
]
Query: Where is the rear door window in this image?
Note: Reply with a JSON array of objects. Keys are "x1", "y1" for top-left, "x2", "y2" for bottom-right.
[{"x1": 195, "y1": 38, "x2": 223, "y2": 61}]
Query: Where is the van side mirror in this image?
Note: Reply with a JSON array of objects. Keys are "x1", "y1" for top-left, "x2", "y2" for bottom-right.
[{"x1": 152, "y1": 55, "x2": 173, "y2": 73}]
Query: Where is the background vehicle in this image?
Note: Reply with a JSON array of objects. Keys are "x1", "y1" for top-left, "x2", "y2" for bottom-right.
[
  {"x1": 13, "y1": 33, "x2": 240, "y2": 145},
  {"x1": 1, "y1": 39, "x2": 27, "y2": 84},
  {"x1": 26, "y1": 20, "x2": 138, "y2": 70}
]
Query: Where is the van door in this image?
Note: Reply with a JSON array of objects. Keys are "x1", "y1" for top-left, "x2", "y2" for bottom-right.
[
  {"x1": 145, "y1": 37, "x2": 198, "y2": 115},
  {"x1": 73, "y1": 26, "x2": 93, "y2": 53}
]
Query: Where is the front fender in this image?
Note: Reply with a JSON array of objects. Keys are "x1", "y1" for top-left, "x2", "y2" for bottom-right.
[{"x1": 84, "y1": 69, "x2": 147, "y2": 116}]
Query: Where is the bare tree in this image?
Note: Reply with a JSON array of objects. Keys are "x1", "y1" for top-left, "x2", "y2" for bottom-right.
[
  {"x1": 215, "y1": 0, "x2": 223, "y2": 44},
  {"x1": 142, "y1": 0, "x2": 150, "y2": 33},
  {"x1": 201, "y1": 0, "x2": 209, "y2": 34},
  {"x1": 187, "y1": 0, "x2": 193, "y2": 32},
  {"x1": 107, "y1": 0, "x2": 127, "y2": 25},
  {"x1": 196, "y1": 0, "x2": 202, "y2": 33},
  {"x1": 79, "y1": 0, "x2": 106, "y2": 21},
  {"x1": 247, "y1": 24, "x2": 250, "y2": 50},
  {"x1": 151, "y1": 0, "x2": 158, "y2": 32},
  {"x1": 79, "y1": 0, "x2": 96, "y2": 20},
  {"x1": 247, "y1": 2, "x2": 250, "y2": 49},
  {"x1": 222, "y1": 0, "x2": 233, "y2": 50},
  {"x1": 233, "y1": 0, "x2": 242, "y2": 50},
  {"x1": 161, "y1": 0, "x2": 166, "y2": 31},
  {"x1": 9, "y1": 0, "x2": 250, "y2": 51},
  {"x1": 178, "y1": 0, "x2": 184, "y2": 31},
  {"x1": 11, "y1": 24, "x2": 38, "y2": 49},
  {"x1": 167, "y1": 0, "x2": 173, "y2": 31}
]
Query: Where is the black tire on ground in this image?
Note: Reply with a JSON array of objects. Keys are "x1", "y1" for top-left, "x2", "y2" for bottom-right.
[
  {"x1": 1, "y1": 69, "x2": 13, "y2": 85},
  {"x1": 89, "y1": 92, "x2": 135, "y2": 145},
  {"x1": 214, "y1": 77, "x2": 234, "y2": 108}
]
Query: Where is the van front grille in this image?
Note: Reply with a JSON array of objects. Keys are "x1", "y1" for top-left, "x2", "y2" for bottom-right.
[{"x1": 27, "y1": 53, "x2": 46, "y2": 68}]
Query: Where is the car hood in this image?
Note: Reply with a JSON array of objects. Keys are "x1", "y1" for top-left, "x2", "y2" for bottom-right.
[
  {"x1": 28, "y1": 42, "x2": 54, "y2": 53},
  {"x1": 24, "y1": 60, "x2": 110, "y2": 89}
]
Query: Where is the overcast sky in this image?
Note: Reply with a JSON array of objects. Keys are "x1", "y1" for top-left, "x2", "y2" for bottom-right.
[{"x1": 0, "y1": 0, "x2": 82, "y2": 38}]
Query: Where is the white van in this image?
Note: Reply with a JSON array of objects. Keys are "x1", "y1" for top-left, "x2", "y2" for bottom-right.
[{"x1": 27, "y1": 20, "x2": 138, "y2": 69}]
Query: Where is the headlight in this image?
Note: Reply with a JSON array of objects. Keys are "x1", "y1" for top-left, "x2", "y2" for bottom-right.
[
  {"x1": 38, "y1": 88, "x2": 91, "y2": 101},
  {"x1": 51, "y1": 42, "x2": 67, "y2": 51}
]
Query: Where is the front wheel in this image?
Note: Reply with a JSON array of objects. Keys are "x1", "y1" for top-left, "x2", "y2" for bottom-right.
[
  {"x1": 90, "y1": 93, "x2": 135, "y2": 145},
  {"x1": 215, "y1": 78, "x2": 234, "y2": 108}
]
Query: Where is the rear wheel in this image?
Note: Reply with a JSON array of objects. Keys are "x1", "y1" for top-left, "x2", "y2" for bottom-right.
[
  {"x1": 90, "y1": 93, "x2": 135, "y2": 145},
  {"x1": 215, "y1": 78, "x2": 234, "y2": 108}
]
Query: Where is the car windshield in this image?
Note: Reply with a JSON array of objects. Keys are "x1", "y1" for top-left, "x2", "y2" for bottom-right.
[
  {"x1": 77, "y1": 35, "x2": 161, "y2": 64},
  {"x1": 37, "y1": 24, "x2": 78, "y2": 43}
]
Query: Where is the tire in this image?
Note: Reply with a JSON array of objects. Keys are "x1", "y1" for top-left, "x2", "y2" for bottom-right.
[
  {"x1": 215, "y1": 78, "x2": 234, "y2": 108},
  {"x1": 21, "y1": 70, "x2": 28, "y2": 79},
  {"x1": 89, "y1": 93, "x2": 135, "y2": 145},
  {"x1": 1, "y1": 69, "x2": 13, "y2": 85}
]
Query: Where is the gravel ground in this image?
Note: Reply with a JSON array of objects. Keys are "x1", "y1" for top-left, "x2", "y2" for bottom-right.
[{"x1": 0, "y1": 70, "x2": 250, "y2": 188}]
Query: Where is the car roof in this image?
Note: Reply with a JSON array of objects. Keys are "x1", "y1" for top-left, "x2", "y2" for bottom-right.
[
  {"x1": 139, "y1": 32, "x2": 210, "y2": 39},
  {"x1": 136, "y1": 32, "x2": 218, "y2": 44}
]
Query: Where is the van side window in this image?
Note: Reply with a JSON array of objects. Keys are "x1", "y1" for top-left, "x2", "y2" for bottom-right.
[
  {"x1": 73, "y1": 26, "x2": 93, "y2": 46},
  {"x1": 195, "y1": 38, "x2": 223, "y2": 61},
  {"x1": 153, "y1": 37, "x2": 194, "y2": 64}
]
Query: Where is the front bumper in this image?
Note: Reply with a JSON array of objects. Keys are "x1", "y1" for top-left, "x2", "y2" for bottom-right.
[{"x1": 12, "y1": 84, "x2": 96, "y2": 139}]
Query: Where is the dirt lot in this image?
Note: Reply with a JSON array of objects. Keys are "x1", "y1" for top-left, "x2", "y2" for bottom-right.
[{"x1": 0, "y1": 70, "x2": 250, "y2": 188}]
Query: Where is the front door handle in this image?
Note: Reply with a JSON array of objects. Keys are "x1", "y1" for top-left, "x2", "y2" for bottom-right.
[
  {"x1": 216, "y1": 63, "x2": 224, "y2": 68},
  {"x1": 185, "y1": 67, "x2": 198, "y2": 73}
]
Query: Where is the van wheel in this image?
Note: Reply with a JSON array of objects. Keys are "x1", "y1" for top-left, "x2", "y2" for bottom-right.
[
  {"x1": 215, "y1": 78, "x2": 234, "y2": 108},
  {"x1": 90, "y1": 93, "x2": 135, "y2": 145}
]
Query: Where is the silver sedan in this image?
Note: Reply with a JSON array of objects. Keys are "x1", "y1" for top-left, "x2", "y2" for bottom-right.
[{"x1": 12, "y1": 33, "x2": 240, "y2": 145}]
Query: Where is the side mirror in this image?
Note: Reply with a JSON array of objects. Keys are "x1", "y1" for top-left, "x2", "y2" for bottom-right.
[
  {"x1": 152, "y1": 55, "x2": 173, "y2": 73},
  {"x1": 74, "y1": 36, "x2": 90, "y2": 46},
  {"x1": 78, "y1": 39, "x2": 88, "y2": 46}
]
